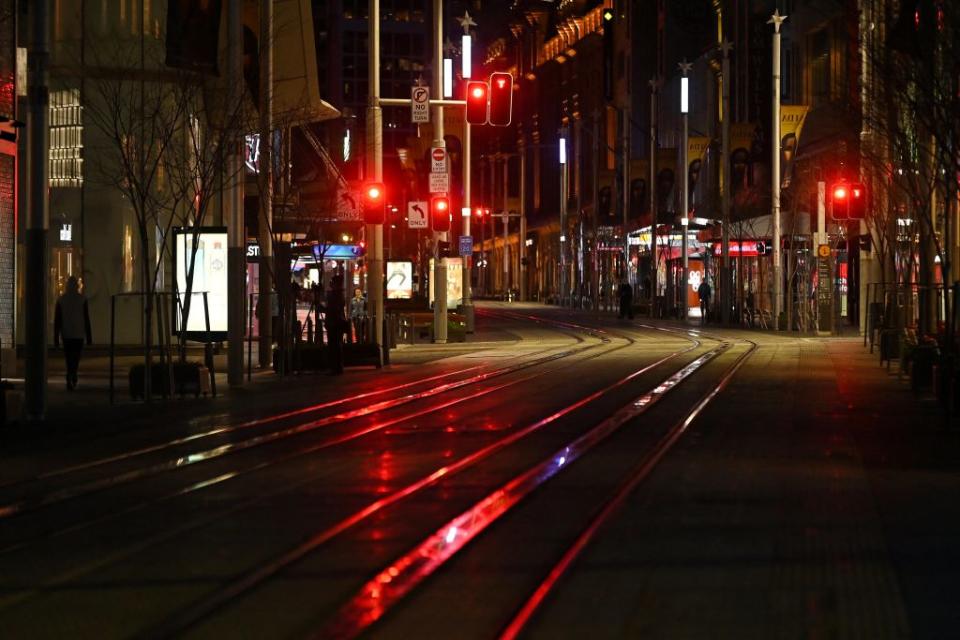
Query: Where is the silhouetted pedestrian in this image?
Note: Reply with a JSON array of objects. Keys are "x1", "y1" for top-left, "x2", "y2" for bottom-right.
[
  {"x1": 698, "y1": 279, "x2": 712, "y2": 325},
  {"x1": 54, "y1": 276, "x2": 92, "y2": 390},
  {"x1": 618, "y1": 281, "x2": 634, "y2": 319},
  {"x1": 325, "y1": 274, "x2": 347, "y2": 375}
]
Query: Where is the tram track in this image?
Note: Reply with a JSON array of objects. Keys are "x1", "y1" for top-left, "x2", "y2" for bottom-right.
[
  {"x1": 0, "y1": 315, "x2": 651, "y2": 581},
  {"x1": 136, "y1": 319, "x2": 712, "y2": 638},
  {"x1": 0, "y1": 330, "x2": 609, "y2": 523},
  {"x1": 0, "y1": 309, "x2": 729, "y2": 639}
]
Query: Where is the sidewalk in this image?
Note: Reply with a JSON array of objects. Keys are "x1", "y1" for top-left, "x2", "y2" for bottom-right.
[{"x1": 0, "y1": 319, "x2": 523, "y2": 441}]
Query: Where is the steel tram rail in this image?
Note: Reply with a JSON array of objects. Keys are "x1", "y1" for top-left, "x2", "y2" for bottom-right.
[
  {"x1": 317, "y1": 336, "x2": 737, "y2": 639},
  {"x1": 140, "y1": 324, "x2": 706, "y2": 638},
  {"x1": 499, "y1": 338, "x2": 758, "y2": 639}
]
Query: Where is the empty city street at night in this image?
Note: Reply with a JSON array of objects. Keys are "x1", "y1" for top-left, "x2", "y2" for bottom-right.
[{"x1": 0, "y1": 304, "x2": 955, "y2": 638}]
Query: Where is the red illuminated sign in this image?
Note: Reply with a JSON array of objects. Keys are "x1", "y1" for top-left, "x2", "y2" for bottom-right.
[{"x1": 712, "y1": 240, "x2": 770, "y2": 257}]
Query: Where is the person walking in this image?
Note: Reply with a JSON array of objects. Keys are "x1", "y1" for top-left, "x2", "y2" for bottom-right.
[
  {"x1": 697, "y1": 278, "x2": 713, "y2": 325},
  {"x1": 618, "y1": 281, "x2": 634, "y2": 319},
  {"x1": 54, "y1": 276, "x2": 92, "y2": 390},
  {"x1": 324, "y1": 274, "x2": 348, "y2": 375},
  {"x1": 349, "y1": 287, "x2": 367, "y2": 344}
]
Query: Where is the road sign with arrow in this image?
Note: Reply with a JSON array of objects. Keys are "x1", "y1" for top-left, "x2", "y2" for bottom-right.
[
  {"x1": 336, "y1": 188, "x2": 362, "y2": 221},
  {"x1": 408, "y1": 201, "x2": 428, "y2": 229}
]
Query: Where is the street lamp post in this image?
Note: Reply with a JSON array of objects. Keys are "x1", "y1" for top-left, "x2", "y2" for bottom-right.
[
  {"x1": 559, "y1": 127, "x2": 568, "y2": 306},
  {"x1": 720, "y1": 41, "x2": 732, "y2": 325},
  {"x1": 431, "y1": 0, "x2": 448, "y2": 343},
  {"x1": 679, "y1": 61, "x2": 692, "y2": 322},
  {"x1": 770, "y1": 10, "x2": 787, "y2": 329},
  {"x1": 648, "y1": 77, "x2": 658, "y2": 317}
]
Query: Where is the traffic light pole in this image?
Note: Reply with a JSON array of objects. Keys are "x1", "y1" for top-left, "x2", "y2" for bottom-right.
[
  {"x1": 431, "y1": 0, "x2": 447, "y2": 343},
  {"x1": 463, "y1": 121, "x2": 474, "y2": 331},
  {"x1": 770, "y1": 10, "x2": 786, "y2": 329},
  {"x1": 368, "y1": 0, "x2": 385, "y2": 350},
  {"x1": 649, "y1": 78, "x2": 658, "y2": 317}
]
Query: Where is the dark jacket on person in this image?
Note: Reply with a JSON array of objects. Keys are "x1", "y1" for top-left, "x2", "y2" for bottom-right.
[
  {"x1": 324, "y1": 285, "x2": 347, "y2": 333},
  {"x1": 54, "y1": 287, "x2": 92, "y2": 346}
]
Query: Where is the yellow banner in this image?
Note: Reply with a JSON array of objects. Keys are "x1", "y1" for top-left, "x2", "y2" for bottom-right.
[
  {"x1": 780, "y1": 105, "x2": 809, "y2": 188},
  {"x1": 730, "y1": 123, "x2": 757, "y2": 195}
]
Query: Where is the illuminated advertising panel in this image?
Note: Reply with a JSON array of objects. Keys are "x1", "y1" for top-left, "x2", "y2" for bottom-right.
[
  {"x1": 174, "y1": 227, "x2": 228, "y2": 338},
  {"x1": 386, "y1": 261, "x2": 413, "y2": 299},
  {"x1": 428, "y1": 258, "x2": 463, "y2": 307}
]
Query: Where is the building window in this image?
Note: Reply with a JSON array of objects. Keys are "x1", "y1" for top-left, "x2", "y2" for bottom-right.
[{"x1": 49, "y1": 89, "x2": 83, "y2": 188}]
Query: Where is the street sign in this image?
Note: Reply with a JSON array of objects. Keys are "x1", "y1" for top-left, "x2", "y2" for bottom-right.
[
  {"x1": 459, "y1": 235, "x2": 473, "y2": 256},
  {"x1": 411, "y1": 86, "x2": 430, "y2": 123},
  {"x1": 336, "y1": 187, "x2": 362, "y2": 221},
  {"x1": 429, "y1": 172, "x2": 450, "y2": 193},
  {"x1": 408, "y1": 201, "x2": 428, "y2": 229},
  {"x1": 430, "y1": 147, "x2": 447, "y2": 174},
  {"x1": 818, "y1": 244, "x2": 831, "y2": 258}
]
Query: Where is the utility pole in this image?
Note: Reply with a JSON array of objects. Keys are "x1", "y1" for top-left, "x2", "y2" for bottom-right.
[
  {"x1": 770, "y1": 10, "x2": 787, "y2": 329},
  {"x1": 519, "y1": 142, "x2": 527, "y2": 302},
  {"x1": 649, "y1": 78, "x2": 658, "y2": 317},
  {"x1": 257, "y1": 0, "x2": 273, "y2": 369},
  {"x1": 559, "y1": 130, "x2": 569, "y2": 307},
  {"x1": 592, "y1": 109, "x2": 600, "y2": 312},
  {"x1": 503, "y1": 156, "x2": 512, "y2": 298},
  {"x1": 25, "y1": 0, "x2": 50, "y2": 420},
  {"x1": 367, "y1": 0, "x2": 385, "y2": 349},
  {"x1": 463, "y1": 121, "x2": 474, "y2": 330},
  {"x1": 227, "y1": 0, "x2": 245, "y2": 386},
  {"x1": 720, "y1": 41, "x2": 732, "y2": 325},
  {"x1": 679, "y1": 61, "x2": 692, "y2": 321},
  {"x1": 621, "y1": 110, "x2": 630, "y2": 287},
  {"x1": 431, "y1": 0, "x2": 448, "y2": 342}
]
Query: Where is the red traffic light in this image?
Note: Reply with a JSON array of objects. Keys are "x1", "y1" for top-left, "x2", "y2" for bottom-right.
[
  {"x1": 489, "y1": 72, "x2": 513, "y2": 127},
  {"x1": 848, "y1": 182, "x2": 867, "y2": 219},
  {"x1": 466, "y1": 81, "x2": 489, "y2": 125},
  {"x1": 833, "y1": 186, "x2": 847, "y2": 200},
  {"x1": 431, "y1": 196, "x2": 451, "y2": 232},
  {"x1": 362, "y1": 182, "x2": 386, "y2": 224}
]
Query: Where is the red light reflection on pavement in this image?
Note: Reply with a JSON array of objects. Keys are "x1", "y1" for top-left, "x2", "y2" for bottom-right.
[{"x1": 320, "y1": 346, "x2": 723, "y2": 638}]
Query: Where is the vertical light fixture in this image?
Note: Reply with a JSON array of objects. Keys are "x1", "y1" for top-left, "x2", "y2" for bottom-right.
[
  {"x1": 461, "y1": 35, "x2": 472, "y2": 78},
  {"x1": 443, "y1": 58, "x2": 454, "y2": 97},
  {"x1": 559, "y1": 135, "x2": 567, "y2": 165}
]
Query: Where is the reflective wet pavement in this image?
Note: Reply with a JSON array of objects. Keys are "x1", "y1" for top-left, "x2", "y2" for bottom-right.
[{"x1": 0, "y1": 303, "x2": 955, "y2": 639}]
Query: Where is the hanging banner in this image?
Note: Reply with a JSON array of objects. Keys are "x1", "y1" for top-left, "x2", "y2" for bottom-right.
[
  {"x1": 656, "y1": 148, "x2": 677, "y2": 221},
  {"x1": 687, "y1": 137, "x2": 711, "y2": 201},
  {"x1": 730, "y1": 123, "x2": 757, "y2": 196},
  {"x1": 780, "y1": 105, "x2": 810, "y2": 189},
  {"x1": 629, "y1": 159, "x2": 649, "y2": 220}
]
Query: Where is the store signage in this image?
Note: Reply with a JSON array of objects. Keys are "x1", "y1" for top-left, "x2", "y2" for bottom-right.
[{"x1": 712, "y1": 240, "x2": 770, "y2": 257}]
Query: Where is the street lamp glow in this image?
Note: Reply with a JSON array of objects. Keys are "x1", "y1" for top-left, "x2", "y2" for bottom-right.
[
  {"x1": 443, "y1": 58, "x2": 454, "y2": 98},
  {"x1": 559, "y1": 137, "x2": 567, "y2": 165},
  {"x1": 681, "y1": 77, "x2": 689, "y2": 114},
  {"x1": 462, "y1": 35, "x2": 472, "y2": 78},
  {"x1": 342, "y1": 128, "x2": 351, "y2": 162}
]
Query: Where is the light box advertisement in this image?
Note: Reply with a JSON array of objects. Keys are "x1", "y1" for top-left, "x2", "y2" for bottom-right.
[
  {"x1": 174, "y1": 227, "x2": 228, "y2": 337},
  {"x1": 386, "y1": 261, "x2": 413, "y2": 299}
]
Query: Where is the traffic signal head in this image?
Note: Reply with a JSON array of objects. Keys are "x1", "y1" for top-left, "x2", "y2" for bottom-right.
[
  {"x1": 431, "y1": 196, "x2": 451, "y2": 232},
  {"x1": 466, "y1": 81, "x2": 489, "y2": 125},
  {"x1": 848, "y1": 182, "x2": 867, "y2": 219},
  {"x1": 362, "y1": 182, "x2": 386, "y2": 224},
  {"x1": 488, "y1": 72, "x2": 513, "y2": 127},
  {"x1": 830, "y1": 182, "x2": 848, "y2": 220}
]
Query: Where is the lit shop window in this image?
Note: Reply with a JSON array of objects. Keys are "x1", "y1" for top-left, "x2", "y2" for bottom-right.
[{"x1": 49, "y1": 89, "x2": 83, "y2": 188}]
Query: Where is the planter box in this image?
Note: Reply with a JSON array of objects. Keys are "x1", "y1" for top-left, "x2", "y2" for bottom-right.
[
  {"x1": 129, "y1": 362, "x2": 209, "y2": 399},
  {"x1": 281, "y1": 343, "x2": 383, "y2": 372}
]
